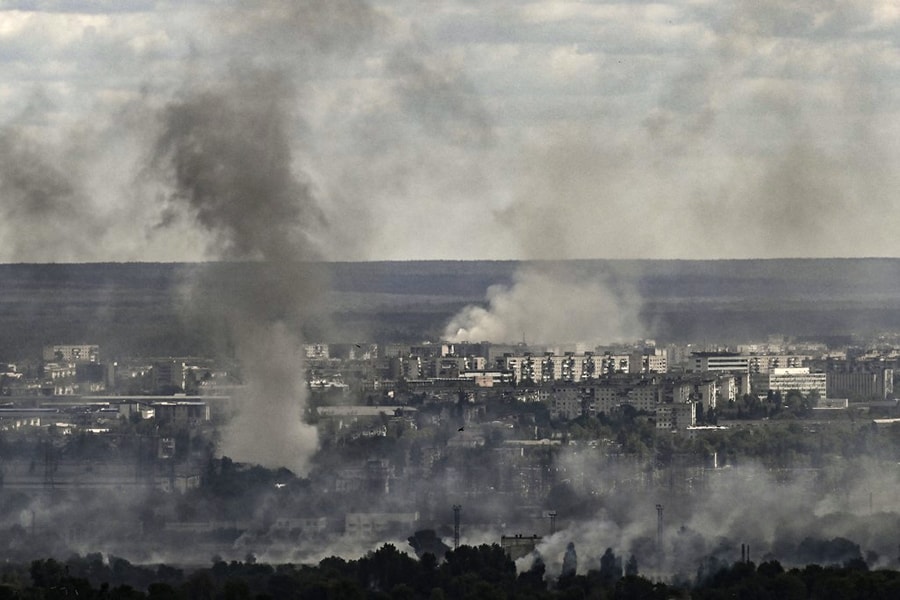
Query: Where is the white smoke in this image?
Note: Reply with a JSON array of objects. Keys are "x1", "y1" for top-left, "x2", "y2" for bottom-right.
[{"x1": 444, "y1": 264, "x2": 642, "y2": 346}]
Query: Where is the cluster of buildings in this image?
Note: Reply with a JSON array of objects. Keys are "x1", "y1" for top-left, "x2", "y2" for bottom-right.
[
  {"x1": 1, "y1": 344, "x2": 220, "y2": 398},
  {"x1": 0, "y1": 337, "x2": 897, "y2": 556},
  {"x1": 308, "y1": 339, "x2": 897, "y2": 432},
  {"x1": 1, "y1": 339, "x2": 897, "y2": 438}
]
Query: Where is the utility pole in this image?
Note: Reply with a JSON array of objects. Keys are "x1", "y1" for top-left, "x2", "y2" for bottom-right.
[{"x1": 656, "y1": 504, "x2": 664, "y2": 569}]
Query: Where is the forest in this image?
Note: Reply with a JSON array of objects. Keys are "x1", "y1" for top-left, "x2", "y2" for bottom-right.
[
  {"x1": 5, "y1": 543, "x2": 900, "y2": 599},
  {"x1": 5, "y1": 258, "x2": 900, "y2": 359}
]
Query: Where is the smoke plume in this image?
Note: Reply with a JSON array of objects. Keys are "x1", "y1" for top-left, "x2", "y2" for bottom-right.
[
  {"x1": 155, "y1": 71, "x2": 320, "y2": 263},
  {"x1": 153, "y1": 70, "x2": 324, "y2": 473},
  {"x1": 0, "y1": 127, "x2": 101, "y2": 263},
  {"x1": 148, "y1": 0, "x2": 422, "y2": 473},
  {"x1": 444, "y1": 263, "x2": 642, "y2": 345},
  {"x1": 528, "y1": 455, "x2": 900, "y2": 579}
]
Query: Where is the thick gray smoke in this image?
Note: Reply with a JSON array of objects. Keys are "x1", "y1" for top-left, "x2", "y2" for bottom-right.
[
  {"x1": 0, "y1": 127, "x2": 100, "y2": 262},
  {"x1": 0, "y1": 0, "x2": 499, "y2": 472},
  {"x1": 147, "y1": 0, "x2": 384, "y2": 473},
  {"x1": 153, "y1": 72, "x2": 322, "y2": 474},
  {"x1": 149, "y1": 29, "x2": 342, "y2": 474},
  {"x1": 150, "y1": 0, "x2": 493, "y2": 473},
  {"x1": 155, "y1": 72, "x2": 319, "y2": 263}
]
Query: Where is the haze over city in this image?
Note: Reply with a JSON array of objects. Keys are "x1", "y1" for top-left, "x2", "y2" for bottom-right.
[
  {"x1": 4, "y1": 3, "x2": 900, "y2": 597},
  {"x1": 1, "y1": 0, "x2": 899, "y2": 263}
]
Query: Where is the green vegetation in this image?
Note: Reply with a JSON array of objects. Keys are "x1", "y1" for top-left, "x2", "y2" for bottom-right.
[{"x1": 4, "y1": 546, "x2": 900, "y2": 599}]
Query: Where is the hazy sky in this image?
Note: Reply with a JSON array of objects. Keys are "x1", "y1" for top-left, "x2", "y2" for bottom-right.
[{"x1": 1, "y1": 1, "x2": 899, "y2": 262}]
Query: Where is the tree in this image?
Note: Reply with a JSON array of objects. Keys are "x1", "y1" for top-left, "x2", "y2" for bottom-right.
[
  {"x1": 615, "y1": 575, "x2": 660, "y2": 600},
  {"x1": 625, "y1": 554, "x2": 639, "y2": 577},
  {"x1": 516, "y1": 551, "x2": 546, "y2": 593},
  {"x1": 29, "y1": 559, "x2": 66, "y2": 589},
  {"x1": 561, "y1": 542, "x2": 578, "y2": 578},
  {"x1": 362, "y1": 544, "x2": 418, "y2": 592},
  {"x1": 599, "y1": 547, "x2": 622, "y2": 584}
]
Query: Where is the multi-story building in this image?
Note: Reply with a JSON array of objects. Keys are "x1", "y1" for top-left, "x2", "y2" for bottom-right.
[
  {"x1": 409, "y1": 343, "x2": 450, "y2": 359},
  {"x1": 543, "y1": 353, "x2": 594, "y2": 382},
  {"x1": 154, "y1": 361, "x2": 185, "y2": 392},
  {"x1": 587, "y1": 378, "x2": 661, "y2": 415},
  {"x1": 600, "y1": 353, "x2": 630, "y2": 376},
  {"x1": 747, "y1": 354, "x2": 810, "y2": 374},
  {"x1": 666, "y1": 380, "x2": 694, "y2": 405},
  {"x1": 43, "y1": 362, "x2": 77, "y2": 395},
  {"x1": 151, "y1": 400, "x2": 210, "y2": 425},
  {"x1": 503, "y1": 354, "x2": 542, "y2": 384},
  {"x1": 578, "y1": 354, "x2": 598, "y2": 380},
  {"x1": 547, "y1": 385, "x2": 586, "y2": 421},
  {"x1": 655, "y1": 402, "x2": 697, "y2": 430},
  {"x1": 691, "y1": 352, "x2": 750, "y2": 374},
  {"x1": 630, "y1": 348, "x2": 668, "y2": 374},
  {"x1": 304, "y1": 344, "x2": 329, "y2": 359},
  {"x1": 717, "y1": 374, "x2": 739, "y2": 404},
  {"x1": 390, "y1": 356, "x2": 424, "y2": 380},
  {"x1": 826, "y1": 369, "x2": 893, "y2": 401},
  {"x1": 501, "y1": 351, "x2": 667, "y2": 384},
  {"x1": 457, "y1": 371, "x2": 510, "y2": 387},
  {"x1": 43, "y1": 344, "x2": 100, "y2": 363},
  {"x1": 591, "y1": 384, "x2": 624, "y2": 415},
  {"x1": 624, "y1": 381, "x2": 662, "y2": 412},
  {"x1": 766, "y1": 367, "x2": 827, "y2": 398},
  {"x1": 693, "y1": 378, "x2": 718, "y2": 411},
  {"x1": 810, "y1": 358, "x2": 894, "y2": 401},
  {"x1": 434, "y1": 357, "x2": 466, "y2": 378}
]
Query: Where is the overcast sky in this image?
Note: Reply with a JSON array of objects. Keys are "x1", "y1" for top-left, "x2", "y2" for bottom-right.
[{"x1": 1, "y1": 0, "x2": 899, "y2": 262}]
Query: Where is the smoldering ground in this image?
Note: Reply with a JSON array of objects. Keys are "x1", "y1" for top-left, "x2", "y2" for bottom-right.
[
  {"x1": 4, "y1": 415, "x2": 900, "y2": 576},
  {"x1": 525, "y1": 451, "x2": 900, "y2": 580}
]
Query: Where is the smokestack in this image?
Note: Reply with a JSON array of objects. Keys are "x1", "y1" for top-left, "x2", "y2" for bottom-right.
[
  {"x1": 741, "y1": 543, "x2": 745, "y2": 563},
  {"x1": 453, "y1": 504, "x2": 461, "y2": 550}
]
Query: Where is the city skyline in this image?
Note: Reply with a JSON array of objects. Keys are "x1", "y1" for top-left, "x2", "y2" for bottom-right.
[{"x1": 1, "y1": 1, "x2": 898, "y2": 263}]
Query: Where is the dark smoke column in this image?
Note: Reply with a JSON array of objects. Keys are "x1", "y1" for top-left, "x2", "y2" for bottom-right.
[{"x1": 155, "y1": 70, "x2": 323, "y2": 474}]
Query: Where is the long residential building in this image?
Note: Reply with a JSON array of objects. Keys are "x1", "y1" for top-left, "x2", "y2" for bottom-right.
[
  {"x1": 765, "y1": 367, "x2": 827, "y2": 398},
  {"x1": 826, "y1": 369, "x2": 893, "y2": 401}
]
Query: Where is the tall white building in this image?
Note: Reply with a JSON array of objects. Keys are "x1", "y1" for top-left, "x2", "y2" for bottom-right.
[{"x1": 767, "y1": 367, "x2": 827, "y2": 398}]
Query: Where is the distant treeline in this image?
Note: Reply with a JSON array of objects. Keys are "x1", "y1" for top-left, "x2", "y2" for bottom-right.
[
  {"x1": 4, "y1": 258, "x2": 900, "y2": 360},
  {"x1": 5, "y1": 543, "x2": 900, "y2": 599}
]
